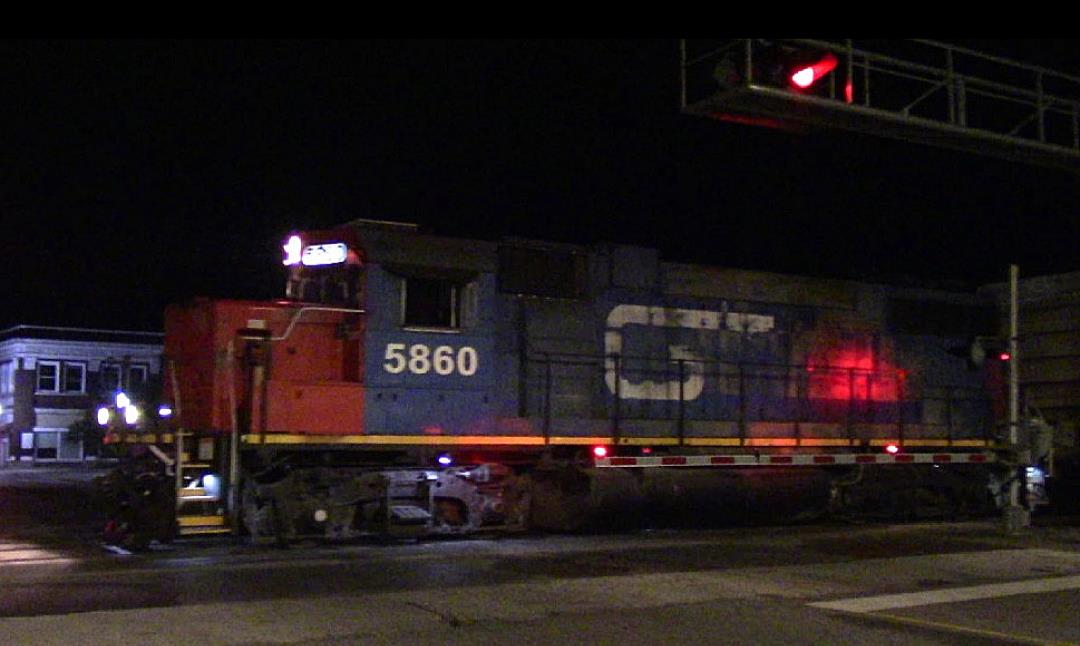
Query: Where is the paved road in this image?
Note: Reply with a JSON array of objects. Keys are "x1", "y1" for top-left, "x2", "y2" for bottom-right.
[{"x1": 2, "y1": 466, "x2": 1079, "y2": 645}]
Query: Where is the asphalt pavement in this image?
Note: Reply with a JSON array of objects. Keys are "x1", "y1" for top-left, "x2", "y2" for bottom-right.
[{"x1": 2, "y1": 464, "x2": 1080, "y2": 644}]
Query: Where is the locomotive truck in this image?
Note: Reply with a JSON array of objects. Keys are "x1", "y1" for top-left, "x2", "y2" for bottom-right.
[{"x1": 98, "y1": 219, "x2": 1020, "y2": 548}]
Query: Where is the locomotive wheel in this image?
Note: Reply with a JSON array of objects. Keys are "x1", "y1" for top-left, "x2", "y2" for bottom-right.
[
  {"x1": 270, "y1": 499, "x2": 291, "y2": 548},
  {"x1": 503, "y1": 475, "x2": 534, "y2": 532},
  {"x1": 434, "y1": 498, "x2": 468, "y2": 527}
]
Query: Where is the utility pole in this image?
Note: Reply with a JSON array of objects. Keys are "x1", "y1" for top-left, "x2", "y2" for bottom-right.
[{"x1": 1003, "y1": 263, "x2": 1030, "y2": 533}]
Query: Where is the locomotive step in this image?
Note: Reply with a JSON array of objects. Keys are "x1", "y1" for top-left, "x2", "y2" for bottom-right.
[
  {"x1": 178, "y1": 526, "x2": 233, "y2": 536},
  {"x1": 177, "y1": 488, "x2": 220, "y2": 502},
  {"x1": 177, "y1": 514, "x2": 226, "y2": 526},
  {"x1": 176, "y1": 514, "x2": 230, "y2": 536}
]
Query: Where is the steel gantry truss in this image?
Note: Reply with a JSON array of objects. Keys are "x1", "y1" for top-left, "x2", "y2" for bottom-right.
[{"x1": 680, "y1": 39, "x2": 1080, "y2": 172}]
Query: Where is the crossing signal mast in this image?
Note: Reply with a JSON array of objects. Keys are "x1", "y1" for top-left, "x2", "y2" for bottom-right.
[
  {"x1": 681, "y1": 39, "x2": 1080, "y2": 172},
  {"x1": 682, "y1": 41, "x2": 1067, "y2": 530}
]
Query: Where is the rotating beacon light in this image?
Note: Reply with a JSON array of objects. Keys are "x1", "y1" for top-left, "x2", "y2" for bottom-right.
[{"x1": 283, "y1": 235, "x2": 302, "y2": 266}]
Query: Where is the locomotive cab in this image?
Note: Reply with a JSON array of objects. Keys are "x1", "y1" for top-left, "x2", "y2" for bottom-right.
[{"x1": 283, "y1": 228, "x2": 366, "y2": 307}]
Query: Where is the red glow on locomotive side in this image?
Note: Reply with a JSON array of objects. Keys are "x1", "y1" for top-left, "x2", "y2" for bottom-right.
[{"x1": 805, "y1": 349, "x2": 902, "y2": 401}]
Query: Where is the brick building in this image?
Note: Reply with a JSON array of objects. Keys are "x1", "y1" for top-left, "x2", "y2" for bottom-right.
[{"x1": 0, "y1": 326, "x2": 164, "y2": 463}]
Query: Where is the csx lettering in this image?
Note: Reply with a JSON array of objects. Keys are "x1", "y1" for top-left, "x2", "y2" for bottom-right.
[{"x1": 384, "y1": 343, "x2": 478, "y2": 377}]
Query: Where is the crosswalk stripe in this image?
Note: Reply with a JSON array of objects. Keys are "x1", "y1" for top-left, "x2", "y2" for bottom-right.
[{"x1": 809, "y1": 575, "x2": 1080, "y2": 613}]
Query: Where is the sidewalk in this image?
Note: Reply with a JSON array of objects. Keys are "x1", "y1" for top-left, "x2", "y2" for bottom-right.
[{"x1": 0, "y1": 461, "x2": 115, "y2": 487}]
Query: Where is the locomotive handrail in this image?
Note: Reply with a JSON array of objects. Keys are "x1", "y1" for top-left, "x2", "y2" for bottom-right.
[
  {"x1": 529, "y1": 351, "x2": 916, "y2": 380},
  {"x1": 527, "y1": 350, "x2": 994, "y2": 444},
  {"x1": 268, "y1": 306, "x2": 366, "y2": 342}
]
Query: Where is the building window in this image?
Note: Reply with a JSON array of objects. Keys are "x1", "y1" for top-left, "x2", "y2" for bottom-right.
[
  {"x1": 100, "y1": 362, "x2": 149, "y2": 393},
  {"x1": 37, "y1": 361, "x2": 88, "y2": 394},
  {"x1": 403, "y1": 277, "x2": 461, "y2": 329},
  {"x1": 0, "y1": 361, "x2": 12, "y2": 395},
  {"x1": 37, "y1": 361, "x2": 60, "y2": 393},
  {"x1": 128, "y1": 364, "x2": 148, "y2": 392},
  {"x1": 100, "y1": 364, "x2": 122, "y2": 392},
  {"x1": 63, "y1": 362, "x2": 86, "y2": 393}
]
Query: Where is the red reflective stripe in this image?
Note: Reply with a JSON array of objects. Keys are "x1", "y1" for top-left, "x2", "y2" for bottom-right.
[
  {"x1": 968, "y1": 454, "x2": 988, "y2": 463},
  {"x1": 813, "y1": 455, "x2": 836, "y2": 464},
  {"x1": 933, "y1": 454, "x2": 952, "y2": 463},
  {"x1": 711, "y1": 456, "x2": 736, "y2": 464},
  {"x1": 770, "y1": 456, "x2": 793, "y2": 464},
  {"x1": 609, "y1": 457, "x2": 637, "y2": 466},
  {"x1": 895, "y1": 454, "x2": 915, "y2": 463},
  {"x1": 662, "y1": 456, "x2": 687, "y2": 466},
  {"x1": 855, "y1": 455, "x2": 877, "y2": 463}
]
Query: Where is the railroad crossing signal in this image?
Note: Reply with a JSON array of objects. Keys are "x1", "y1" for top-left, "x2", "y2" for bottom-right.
[
  {"x1": 787, "y1": 50, "x2": 838, "y2": 90},
  {"x1": 683, "y1": 39, "x2": 1080, "y2": 172},
  {"x1": 712, "y1": 42, "x2": 842, "y2": 95}
]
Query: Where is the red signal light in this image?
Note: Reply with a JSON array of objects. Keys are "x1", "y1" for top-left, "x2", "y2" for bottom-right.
[
  {"x1": 885, "y1": 443, "x2": 900, "y2": 455},
  {"x1": 999, "y1": 352, "x2": 1011, "y2": 361},
  {"x1": 790, "y1": 52, "x2": 838, "y2": 89},
  {"x1": 592, "y1": 446, "x2": 608, "y2": 459}
]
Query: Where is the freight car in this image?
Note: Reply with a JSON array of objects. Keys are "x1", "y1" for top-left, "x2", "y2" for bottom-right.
[{"x1": 99, "y1": 219, "x2": 1014, "y2": 547}]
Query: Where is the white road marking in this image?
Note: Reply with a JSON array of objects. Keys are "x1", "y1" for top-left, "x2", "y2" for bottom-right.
[
  {"x1": 809, "y1": 575, "x2": 1080, "y2": 613},
  {"x1": 101, "y1": 544, "x2": 133, "y2": 556},
  {"x1": 0, "y1": 541, "x2": 75, "y2": 566}
]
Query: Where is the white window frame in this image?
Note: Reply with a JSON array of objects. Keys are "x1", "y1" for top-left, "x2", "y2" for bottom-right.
[
  {"x1": 0, "y1": 361, "x2": 12, "y2": 395},
  {"x1": 401, "y1": 277, "x2": 462, "y2": 330},
  {"x1": 127, "y1": 364, "x2": 149, "y2": 390},
  {"x1": 62, "y1": 362, "x2": 86, "y2": 394},
  {"x1": 36, "y1": 360, "x2": 60, "y2": 393}
]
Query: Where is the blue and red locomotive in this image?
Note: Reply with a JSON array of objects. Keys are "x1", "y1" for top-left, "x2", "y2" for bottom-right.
[{"x1": 102, "y1": 219, "x2": 1008, "y2": 546}]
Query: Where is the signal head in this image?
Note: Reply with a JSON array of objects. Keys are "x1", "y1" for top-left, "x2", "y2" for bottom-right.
[{"x1": 789, "y1": 51, "x2": 838, "y2": 90}]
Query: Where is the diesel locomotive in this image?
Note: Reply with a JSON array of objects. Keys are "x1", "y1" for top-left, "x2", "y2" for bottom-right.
[{"x1": 99, "y1": 219, "x2": 1012, "y2": 547}]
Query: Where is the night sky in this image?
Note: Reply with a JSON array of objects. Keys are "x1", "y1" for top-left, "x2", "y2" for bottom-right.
[{"x1": 3, "y1": 39, "x2": 1078, "y2": 332}]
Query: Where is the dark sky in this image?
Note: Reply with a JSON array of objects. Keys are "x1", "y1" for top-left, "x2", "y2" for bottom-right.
[{"x1": 2, "y1": 39, "x2": 1078, "y2": 331}]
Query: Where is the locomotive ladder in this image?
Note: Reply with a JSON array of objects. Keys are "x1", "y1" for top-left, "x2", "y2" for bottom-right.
[
  {"x1": 173, "y1": 432, "x2": 231, "y2": 536},
  {"x1": 171, "y1": 359, "x2": 231, "y2": 537}
]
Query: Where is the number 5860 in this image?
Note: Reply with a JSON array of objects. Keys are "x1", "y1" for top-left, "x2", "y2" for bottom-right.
[{"x1": 383, "y1": 343, "x2": 478, "y2": 376}]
